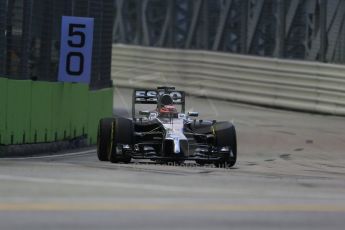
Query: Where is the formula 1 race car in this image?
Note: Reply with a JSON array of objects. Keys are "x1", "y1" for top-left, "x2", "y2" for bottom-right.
[{"x1": 97, "y1": 86, "x2": 237, "y2": 167}]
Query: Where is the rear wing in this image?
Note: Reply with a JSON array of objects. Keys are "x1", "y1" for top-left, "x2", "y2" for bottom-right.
[{"x1": 132, "y1": 88, "x2": 185, "y2": 117}]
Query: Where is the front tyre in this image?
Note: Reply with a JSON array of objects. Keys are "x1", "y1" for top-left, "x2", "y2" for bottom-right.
[
  {"x1": 97, "y1": 118, "x2": 115, "y2": 161},
  {"x1": 213, "y1": 122, "x2": 237, "y2": 168},
  {"x1": 109, "y1": 117, "x2": 133, "y2": 164}
]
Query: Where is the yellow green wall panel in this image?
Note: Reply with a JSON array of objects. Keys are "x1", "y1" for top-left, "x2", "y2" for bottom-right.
[
  {"x1": 0, "y1": 77, "x2": 113, "y2": 147},
  {"x1": 87, "y1": 88, "x2": 113, "y2": 145},
  {"x1": 0, "y1": 78, "x2": 7, "y2": 145},
  {"x1": 30, "y1": 81, "x2": 53, "y2": 143},
  {"x1": 59, "y1": 83, "x2": 72, "y2": 140},
  {"x1": 6, "y1": 80, "x2": 32, "y2": 145},
  {"x1": 71, "y1": 83, "x2": 88, "y2": 138},
  {"x1": 50, "y1": 83, "x2": 64, "y2": 141}
]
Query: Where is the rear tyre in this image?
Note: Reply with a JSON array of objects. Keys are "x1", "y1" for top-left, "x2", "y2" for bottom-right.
[
  {"x1": 213, "y1": 122, "x2": 237, "y2": 168},
  {"x1": 97, "y1": 118, "x2": 115, "y2": 161},
  {"x1": 109, "y1": 117, "x2": 133, "y2": 164}
]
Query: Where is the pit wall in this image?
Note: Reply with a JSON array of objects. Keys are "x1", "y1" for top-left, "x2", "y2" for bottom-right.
[{"x1": 0, "y1": 77, "x2": 113, "y2": 146}]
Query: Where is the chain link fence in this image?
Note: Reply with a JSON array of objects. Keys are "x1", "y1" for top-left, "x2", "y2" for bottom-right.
[
  {"x1": 113, "y1": 0, "x2": 345, "y2": 64},
  {"x1": 0, "y1": 0, "x2": 114, "y2": 89}
]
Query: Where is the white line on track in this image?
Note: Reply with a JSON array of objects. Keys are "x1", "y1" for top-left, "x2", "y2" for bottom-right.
[
  {"x1": 1, "y1": 202, "x2": 345, "y2": 212},
  {"x1": 0, "y1": 174, "x2": 230, "y2": 194},
  {"x1": 1, "y1": 173, "x2": 344, "y2": 200},
  {"x1": 0, "y1": 173, "x2": 271, "y2": 197},
  {"x1": 0, "y1": 149, "x2": 95, "y2": 160}
]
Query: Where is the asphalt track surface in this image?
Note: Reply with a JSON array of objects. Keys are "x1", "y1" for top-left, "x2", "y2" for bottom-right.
[{"x1": 1, "y1": 87, "x2": 345, "y2": 230}]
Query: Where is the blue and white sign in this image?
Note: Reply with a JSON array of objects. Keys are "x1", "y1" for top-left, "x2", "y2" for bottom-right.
[{"x1": 58, "y1": 16, "x2": 94, "y2": 84}]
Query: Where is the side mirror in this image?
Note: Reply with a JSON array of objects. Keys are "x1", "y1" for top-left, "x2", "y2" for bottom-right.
[
  {"x1": 188, "y1": 112, "x2": 199, "y2": 117},
  {"x1": 139, "y1": 110, "x2": 150, "y2": 116}
]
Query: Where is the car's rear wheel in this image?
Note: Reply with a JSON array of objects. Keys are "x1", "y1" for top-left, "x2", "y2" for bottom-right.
[
  {"x1": 213, "y1": 122, "x2": 237, "y2": 168},
  {"x1": 97, "y1": 118, "x2": 115, "y2": 161},
  {"x1": 109, "y1": 117, "x2": 133, "y2": 164}
]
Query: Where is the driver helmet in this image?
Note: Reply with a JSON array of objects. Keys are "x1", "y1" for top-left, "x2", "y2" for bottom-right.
[{"x1": 159, "y1": 105, "x2": 177, "y2": 114}]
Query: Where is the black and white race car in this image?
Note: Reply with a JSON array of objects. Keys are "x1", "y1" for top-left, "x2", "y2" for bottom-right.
[{"x1": 97, "y1": 87, "x2": 237, "y2": 167}]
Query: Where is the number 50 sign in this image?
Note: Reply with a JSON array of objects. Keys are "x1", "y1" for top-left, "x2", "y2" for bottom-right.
[{"x1": 58, "y1": 16, "x2": 94, "y2": 84}]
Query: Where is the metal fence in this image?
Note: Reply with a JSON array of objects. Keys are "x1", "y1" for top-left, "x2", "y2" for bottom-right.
[
  {"x1": 0, "y1": 0, "x2": 114, "y2": 89},
  {"x1": 113, "y1": 0, "x2": 345, "y2": 64}
]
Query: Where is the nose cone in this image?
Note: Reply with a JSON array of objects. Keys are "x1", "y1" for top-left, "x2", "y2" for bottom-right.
[
  {"x1": 173, "y1": 138, "x2": 181, "y2": 154},
  {"x1": 163, "y1": 138, "x2": 188, "y2": 156},
  {"x1": 173, "y1": 138, "x2": 188, "y2": 155}
]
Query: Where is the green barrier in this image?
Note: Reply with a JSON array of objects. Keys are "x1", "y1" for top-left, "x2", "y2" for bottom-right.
[
  {"x1": 31, "y1": 81, "x2": 53, "y2": 143},
  {"x1": 87, "y1": 90, "x2": 101, "y2": 145},
  {"x1": 0, "y1": 77, "x2": 113, "y2": 147},
  {"x1": 6, "y1": 80, "x2": 32, "y2": 145},
  {"x1": 71, "y1": 83, "x2": 88, "y2": 138},
  {"x1": 58, "y1": 83, "x2": 72, "y2": 140},
  {"x1": 50, "y1": 82, "x2": 64, "y2": 141},
  {"x1": 101, "y1": 87, "x2": 114, "y2": 120},
  {"x1": 87, "y1": 88, "x2": 113, "y2": 145},
  {"x1": 0, "y1": 78, "x2": 7, "y2": 145}
]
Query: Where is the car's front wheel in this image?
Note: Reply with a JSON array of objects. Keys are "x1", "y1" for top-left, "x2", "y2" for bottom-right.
[
  {"x1": 213, "y1": 122, "x2": 237, "y2": 168},
  {"x1": 97, "y1": 118, "x2": 115, "y2": 161},
  {"x1": 109, "y1": 117, "x2": 133, "y2": 164}
]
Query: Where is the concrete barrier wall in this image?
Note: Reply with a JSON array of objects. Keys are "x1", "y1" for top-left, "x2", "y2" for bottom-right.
[
  {"x1": 111, "y1": 44, "x2": 345, "y2": 116},
  {"x1": 0, "y1": 78, "x2": 113, "y2": 146}
]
